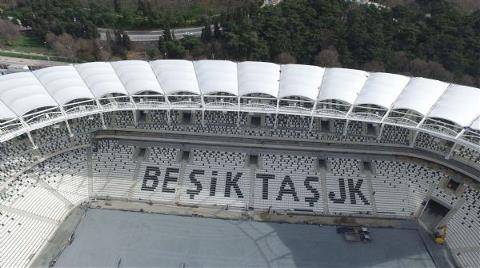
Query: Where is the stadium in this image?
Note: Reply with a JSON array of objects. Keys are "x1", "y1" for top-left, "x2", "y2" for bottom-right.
[{"x1": 0, "y1": 60, "x2": 479, "y2": 267}]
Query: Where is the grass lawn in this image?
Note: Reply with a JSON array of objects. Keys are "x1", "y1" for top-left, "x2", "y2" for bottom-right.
[{"x1": 5, "y1": 33, "x2": 55, "y2": 55}]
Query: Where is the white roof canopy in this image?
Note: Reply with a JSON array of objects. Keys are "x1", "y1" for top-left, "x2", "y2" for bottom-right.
[
  {"x1": 75, "y1": 62, "x2": 127, "y2": 98},
  {"x1": 194, "y1": 60, "x2": 238, "y2": 96},
  {"x1": 150, "y1": 60, "x2": 200, "y2": 95},
  {"x1": 237, "y1": 61, "x2": 280, "y2": 97},
  {"x1": 0, "y1": 101, "x2": 15, "y2": 120},
  {"x1": 428, "y1": 85, "x2": 480, "y2": 127},
  {"x1": 318, "y1": 68, "x2": 368, "y2": 104},
  {"x1": 34, "y1": 65, "x2": 94, "y2": 105},
  {"x1": 0, "y1": 72, "x2": 58, "y2": 116},
  {"x1": 111, "y1": 60, "x2": 164, "y2": 95},
  {"x1": 393, "y1": 77, "x2": 449, "y2": 115},
  {"x1": 0, "y1": 60, "x2": 477, "y2": 142},
  {"x1": 355, "y1": 73, "x2": 410, "y2": 109},
  {"x1": 279, "y1": 64, "x2": 325, "y2": 100},
  {"x1": 470, "y1": 116, "x2": 480, "y2": 131}
]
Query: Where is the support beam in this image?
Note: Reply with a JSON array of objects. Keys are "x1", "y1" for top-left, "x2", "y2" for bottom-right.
[
  {"x1": 376, "y1": 111, "x2": 391, "y2": 141},
  {"x1": 201, "y1": 94, "x2": 206, "y2": 127},
  {"x1": 129, "y1": 96, "x2": 138, "y2": 126},
  {"x1": 236, "y1": 98, "x2": 241, "y2": 127},
  {"x1": 274, "y1": 99, "x2": 280, "y2": 129},
  {"x1": 309, "y1": 102, "x2": 318, "y2": 131},
  {"x1": 26, "y1": 131, "x2": 37, "y2": 149},
  {"x1": 446, "y1": 129, "x2": 466, "y2": 159},
  {"x1": 57, "y1": 107, "x2": 74, "y2": 137},
  {"x1": 376, "y1": 124, "x2": 386, "y2": 141},
  {"x1": 446, "y1": 143, "x2": 457, "y2": 160},
  {"x1": 19, "y1": 118, "x2": 37, "y2": 149},
  {"x1": 410, "y1": 117, "x2": 427, "y2": 147},
  {"x1": 343, "y1": 105, "x2": 355, "y2": 136},
  {"x1": 95, "y1": 100, "x2": 107, "y2": 129},
  {"x1": 64, "y1": 120, "x2": 74, "y2": 137},
  {"x1": 132, "y1": 110, "x2": 138, "y2": 126},
  {"x1": 167, "y1": 109, "x2": 171, "y2": 125},
  {"x1": 99, "y1": 112, "x2": 107, "y2": 129},
  {"x1": 343, "y1": 120, "x2": 350, "y2": 136}
]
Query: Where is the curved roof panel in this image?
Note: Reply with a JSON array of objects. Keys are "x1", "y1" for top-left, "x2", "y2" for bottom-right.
[
  {"x1": 355, "y1": 73, "x2": 410, "y2": 109},
  {"x1": 279, "y1": 64, "x2": 325, "y2": 100},
  {"x1": 470, "y1": 116, "x2": 480, "y2": 131},
  {"x1": 318, "y1": 68, "x2": 368, "y2": 104},
  {"x1": 194, "y1": 60, "x2": 238, "y2": 96},
  {"x1": 392, "y1": 78, "x2": 449, "y2": 115},
  {"x1": 150, "y1": 60, "x2": 200, "y2": 95},
  {"x1": 74, "y1": 62, "x2": 127, "y2": 98},
  {"x1": 428, "y1": 85, "x2": 480, "y2": 127},
  {"x1": 111, "y1": 60, "x2": 164, "y2": 95},
  {"x1": 238, "y1": 61, "x2": 280, "y2": 97},
  {"x1": 33, "y1": 65, "x2": 94, "y2": 105},
  {"x1": 0, "y1": 72, "x2": 58, "y2": 116},
  {"x1": 0, "y1": 101, "x2": 16, "y2": 120}
]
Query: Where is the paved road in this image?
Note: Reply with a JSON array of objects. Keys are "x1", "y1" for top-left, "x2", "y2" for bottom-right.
[{"x1": 98, "y1": 26, "x2": 205, "y2": 42}]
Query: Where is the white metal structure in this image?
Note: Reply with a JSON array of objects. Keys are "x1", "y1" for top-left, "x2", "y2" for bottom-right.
[{"x1": 0, "y1": 60, "x2": 479, "y2": 154}]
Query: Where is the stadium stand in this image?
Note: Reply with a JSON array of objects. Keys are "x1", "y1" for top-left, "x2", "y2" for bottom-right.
[{"x1": 0, "y1": 60, "x2": 479, "y2": 267}]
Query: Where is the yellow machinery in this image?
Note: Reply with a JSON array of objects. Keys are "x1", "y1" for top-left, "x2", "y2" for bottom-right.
[{"x1": 434, "y1": 225, "x2": 448, "y2": 245}]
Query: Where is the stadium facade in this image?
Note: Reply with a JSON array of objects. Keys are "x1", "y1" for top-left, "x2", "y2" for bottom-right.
[{"x1": 0, "y1": 60, "x2": 480, "y2": 267}]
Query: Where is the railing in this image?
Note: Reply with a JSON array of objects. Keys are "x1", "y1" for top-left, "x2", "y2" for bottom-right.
[
  {"x1": 384, "y1": 116, "x2": 419, "y2": 127},
  {"x1": 349, "y1": 112, "x2": 383, "y2": 122},
  {"x1": 65, "y1": 105, "x2": 101, "y2": 118},
  {"x1": 170, "y1": 101, "x2": 202, "y2": 109},
  {"x1": 0, "y1": 104, "x2": 479, "y2": 155},
  {"x1": 240, "y1": 103, "x2": 276, "y2": 113},
  {"x1": 421, "y1": 123, "x2": 459, "y2": 137},
  {"x1": 135, "y1": 101, "x2": 169, "y2": 110},
  {"x1": 0, "y1": 122, "x2": 23, "y2": 136},
  {"x1": 102, "y1": 102, "x2": 135, "y2": 112},
  {"x1": 278, "y1": 106, "x2": 311, "y2": 114},
  {"x1": 204, "y1": 102, "x2": 238, "y2": 110},
  {"x1": 24, "y1": 111, "x2": 63, "y2": 125},
  {"x1": 314, "y1": 108, "x2": 348, "y2": 117}
]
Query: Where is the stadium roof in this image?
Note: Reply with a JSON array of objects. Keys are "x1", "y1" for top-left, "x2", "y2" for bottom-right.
[
  {"x1": 34, "y1": 65, "x2": 94, "y2": 105},
  {"x1": 278, "y1": 64, "x2": 325, "y2": 100},
  {"x1": 318, "y1": 68, "x2": 368, "y2": 104},
  {"x1": 237, "y1": 61, "x2": 280, "y2": 97},
  {"x1": 0, "y1": 100, "x2": 15, "y2": 120},
  {"x1": 355, "y1": 73, "x2": 410, "y2": 109},
  {"x1": 471, "y1": 116, "x2": 480, "y2": 131},
  {"x1": 111, "y1": 60, "x2": 163, "y2": 95},
  {"x1": 194, "y1": 60, "x2": 238, "y2": 96},
  {"x1": 0, "y1": 60, "x2": 479, "y2": 137},
  {"x1": 392, "y1": 78, "x2": 449, "y2": 116},
  {"x1": 75, "y1": 62, "x2": 127, "y2": 97},
  {"x1": 428, "y1": 84, "x2": 480, "y2": 127},
  {"x1": 150, "y1": 60, "x2": 200, "y2": 95},
  {"x1": 0, "y1": 72, "x2": 58, "y2": 116}
]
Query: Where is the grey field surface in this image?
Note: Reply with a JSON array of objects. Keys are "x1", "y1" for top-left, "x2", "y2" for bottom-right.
[{"x1": 55, "y1": 209, "x2": 435, "y2": 268}]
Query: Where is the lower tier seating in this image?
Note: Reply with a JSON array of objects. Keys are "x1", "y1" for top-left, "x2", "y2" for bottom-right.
[{"x1": 0, "y1": 139, "x2": 479, "y2": 267}]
